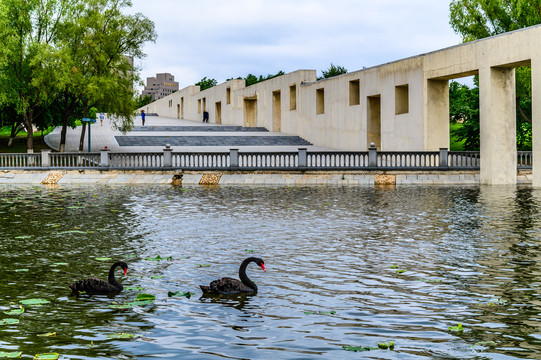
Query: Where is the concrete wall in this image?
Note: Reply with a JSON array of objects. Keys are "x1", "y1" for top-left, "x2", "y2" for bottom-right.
[{"x1": 138, "y1": 24, "x2": 541, "y2": 186}]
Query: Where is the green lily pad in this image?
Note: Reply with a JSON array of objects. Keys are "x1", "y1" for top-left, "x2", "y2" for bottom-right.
[
  {"x1": 37, "y1": 332, "x2": 56, "y2": 337},
  {"x1": 19, "y1": 299, "x2": 50, "y2": 306},
  {"x1": 109, "y1": 293, "x2": 155, "y2": 309},
  {"x1": 128, "y1": 300, "x2": 154, "y2": 306},
  {"x1": 168, "y1": 291, "x2": 195, "y2": 298},
  {"x1": 145, "y1": 255, "x2": 173, "y2": 261},
  {"x1": 135, "y1": 293, "x2": 155, "y2": 301},
  {"x1": 0, "y1": 352, "x2": 22, "y2": 358},
  {"x1": 245, "y1": 249, "x2": 256, "y2": 252},
  {"x1": 124, "y1": 286, "x2": 145, "y2": 291},
  {"x1": 3, "y1": 307, "x2": 24, "y2": 315},
  {"x1": 196, "y1": 264, "x2": 211, "y2": 267},
  {"x1": 150, "y1": 276, "x2": 164, "y2": 279},
  {"x1": 33, "y1": 354, "x2": 59, "y2": 360},
  {"x1": 448, "y1": 323, "x2": 464, "y2": 333},
  {"x1": 96, "y1": 257, "x2": 112, "y2": 261},
  {"x1": 395, "y1": 269, "x2": 406, "y2": 274},
  {"x1": 389, "y1": 265, "x2": 399, "y2": 269},
  {"x1": 0, "y1": 318, "x2": 20, "y2": 325},
  {"x1": 378, "y1": 341, "x2": 395, "y2": 350},
  {"x1": 304, "y1": 310, "x2": 336, "y2": 316},
  {"x1": 342, "y1": 345, "x2": 379, "y2": 352},
  {"x1": 108, "y1": 299, "x2": 155, "y2": 309},
  {"x1": 108, "y1": 304, "x2": 134, "y2": 309},
  {"x1": 107, "y1": 333, "x2": 135, "y2": 339}
]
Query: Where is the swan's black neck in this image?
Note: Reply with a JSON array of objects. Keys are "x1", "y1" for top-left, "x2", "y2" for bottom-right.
[
  {"x1": 108, "y1": 261, "x2": 126, "y2": 289},
  {"x1": 239, "y1": 257, "x2": 258, "y2": 291}
]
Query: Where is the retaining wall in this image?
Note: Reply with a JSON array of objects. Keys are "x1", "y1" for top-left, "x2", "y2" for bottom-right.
[{"x1": 0, "y1": 170, "x2": 533, "y2": 186}]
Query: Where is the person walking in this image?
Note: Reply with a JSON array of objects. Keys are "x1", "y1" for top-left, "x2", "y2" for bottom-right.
[
  {"x1": 203, "y1": 110, "x2": 209, "y2": 123},
  {"x1": 141, "y1": 110, "x2": 146, "y2": 126},
  {"x1": 100, "y1": 112, "x2": 104, "y2": 126}
]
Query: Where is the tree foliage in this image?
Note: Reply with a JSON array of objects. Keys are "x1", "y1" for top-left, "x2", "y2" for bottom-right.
[
  {"x1": 320, "y1": 63, "x2": 347, "y2": 80},
  {"x1": 449, "y1": 0, "x2": 541, "y2": 41},
  {"x1": 449, "y1": 0, "x2": 540, "y2": 149},
  {"x1": 0, "y1": 0, "x2": 156, "y2": 152},
  {"x1": 196, "y1": 77, "x2": 218, "y2": 91},
  {"x1": 450, "y1": 81, "x2": 480, "y2": 150},
  {"x1": 136, "y1": 94, "x2": 154, "y2": 108},
  {"x1": 225, "y1": 71, "x2": 285, "y2": 87}
]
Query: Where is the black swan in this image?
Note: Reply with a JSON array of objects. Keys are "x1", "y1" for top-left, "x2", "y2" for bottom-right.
[
  {"x1": 69, "y1": 261, "x2": 128, "y2": 294},
  {"x1": 200, "y1": 257, "x2": 266, "y2": 294}
]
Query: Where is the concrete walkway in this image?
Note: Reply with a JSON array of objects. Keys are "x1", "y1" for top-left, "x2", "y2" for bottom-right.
[{"x1": 44, "y1": 115, "x2": 329, "y2": 153}]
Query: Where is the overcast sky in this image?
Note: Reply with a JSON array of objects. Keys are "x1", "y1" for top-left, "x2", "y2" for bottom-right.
[{"x1": 129, "y1": 0, "x2": 463, "y2": 91}]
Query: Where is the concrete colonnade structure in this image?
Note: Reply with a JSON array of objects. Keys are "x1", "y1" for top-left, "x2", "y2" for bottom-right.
[{"x1": 139, "y1": 25, "x2": 541, "y2": 186}]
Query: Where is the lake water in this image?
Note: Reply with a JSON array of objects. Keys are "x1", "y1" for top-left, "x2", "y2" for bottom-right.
[{"x1": 1, "y1": 184, "x2": 541, "y2": 359}]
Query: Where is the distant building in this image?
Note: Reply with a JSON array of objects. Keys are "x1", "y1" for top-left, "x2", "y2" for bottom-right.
[{"x1": 142, "y1": 73, "x2": 179, "y2": 101}]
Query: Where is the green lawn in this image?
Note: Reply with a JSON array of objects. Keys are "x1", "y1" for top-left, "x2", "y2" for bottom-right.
[
  {"x1": 0, "y1": 125, "x2": 56, "y2": 153},
  {"x1": 449, "y1": 123, "x2": 465, "y2": 151}
]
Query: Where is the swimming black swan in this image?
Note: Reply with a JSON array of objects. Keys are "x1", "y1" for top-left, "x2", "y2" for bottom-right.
[
  {"x1": 200, "y1": 257, "x2": 266, "y2": 294},
  {"x1": 69, "y1": 261, "x2": 128, "y2": 294}
]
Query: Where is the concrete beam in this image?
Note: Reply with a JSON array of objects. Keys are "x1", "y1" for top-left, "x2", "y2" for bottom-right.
[
  {"x1": 479, "y1": 66, "x2": 517, "y2": 185},
  {"x1": 533, "y1": 58, "x2": 541, "y2": 187}
]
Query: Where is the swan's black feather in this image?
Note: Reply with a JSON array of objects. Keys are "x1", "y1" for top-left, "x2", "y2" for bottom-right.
[
  {"x1": 69, "y1": 261, "x2": 127, "y2": 295},
  {"x1": 200, "y1": 257, "x2": 265, "y2": 295}
]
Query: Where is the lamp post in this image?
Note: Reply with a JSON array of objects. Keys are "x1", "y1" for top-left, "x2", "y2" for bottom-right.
[{"x1": 82, "y1": 118, "x2": 97, "y2": 152}]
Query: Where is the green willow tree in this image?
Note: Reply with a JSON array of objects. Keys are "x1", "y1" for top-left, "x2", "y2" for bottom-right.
[
  {"x1": 0, "y1": 0, "x2": 156, "y2": 152},
  {"x1": 61, "y1": 0, "x2": 156, "y2": 152},
  {"x1": 0, "y1": 0, "x2": 72, "y2": 152},
  {"x1": 449, "y1": 0, "x2": 540, "y2": 150}
]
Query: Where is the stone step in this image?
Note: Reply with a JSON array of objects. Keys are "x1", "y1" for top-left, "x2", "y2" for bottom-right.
[
  {"x1": 132, "y1": 126, "x2": 269, "y2": 132},
  {"x1": 115, "y1": 135, "x2": 312, "y2": 147}
]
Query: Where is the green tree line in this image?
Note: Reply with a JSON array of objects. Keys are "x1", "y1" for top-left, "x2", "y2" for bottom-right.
[
  {"x1": 198, "y1": 64, "x2": 348, "y2": 91},
  {"x1": 0, "y1": 0, "x2": 156, "y2": 152}
]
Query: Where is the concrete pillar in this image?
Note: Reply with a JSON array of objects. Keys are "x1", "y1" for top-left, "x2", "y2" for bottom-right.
[
  {"x1": 368, "y1": 142, "x2": 378, "y2": 167},
  {"x1": 163, "y1": 144, "x2": 172, "y2": 168},
  {"x1": 298, "y1": 148, "x2": 307, "y2": 169},
  {"x1": 41, "y1": 149, "x2": 51, "y2": 167},
  {"x1": 439, "y1": 148, "x2": 448, "y2": 168},
  {"x1": 426, "y1": 79, "x2": 450, "y2": 150},
  {"x1": 532, "y1": 58, "x2": 541, "y2": 187},
  {"x1": 100, "y1": 147, "x2": 110, "y2": 167},
  {"x1": 479, "y1": 66, "x2": 517, "y2": 185},
  {"x1": 230, "y1": 148, "x2": 239, "y2": 168}
]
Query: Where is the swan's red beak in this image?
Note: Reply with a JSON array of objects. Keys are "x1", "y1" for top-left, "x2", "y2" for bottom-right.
[
  {"x1": 260, "y1": 264, "x2": 266, "y2": 272},
  {"x1": 123, "y1": 268, "x2": 128, "y2": 276}
]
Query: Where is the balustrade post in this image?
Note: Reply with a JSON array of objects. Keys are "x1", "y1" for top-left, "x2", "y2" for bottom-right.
[
  {"x1": 368, "y1": 143, "x2": 378, "y2": 167},
  {"x1": 100, "y1": 147, "x2": 110, "y2": 167},
  {"x1": 439, "y1": 148, "x2": 448, "y2": 168},
  {"x1": 230, "y1": 148, "x2": 239, "y2": 168},
  {"x1": 41, "y1": 149, "x2": 51, "y2": 168},
  {"x1": 298, "y1": 148, "x2": 307, "y2": 169},
  {"x1": 163, "y1": 144, "x2": 173, "y2": 168}
]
